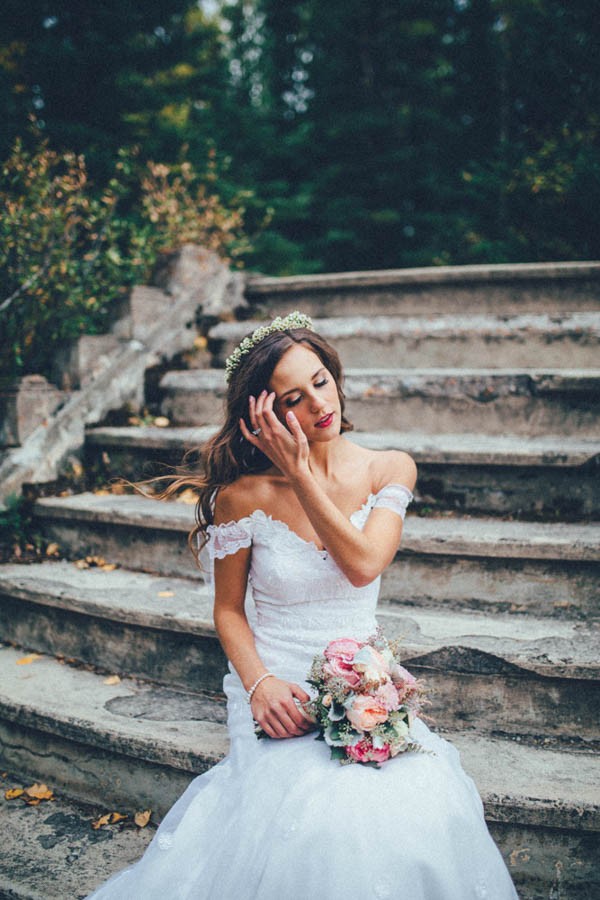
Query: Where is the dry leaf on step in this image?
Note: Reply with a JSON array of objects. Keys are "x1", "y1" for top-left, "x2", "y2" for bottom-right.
[
  {"x1": 110, "y1": 812, "x2": 128, "y2": 824},
  {"x1": 104, "y1": 675, "x2": 121, "y2": 685},
  {"x1": 5, "y1": 787, "x2": 24, "y2": 800},
  {"x1": 92, "y1": 813, "x2": 111, "y2": 830},
  {"x1": 153, "y1": 416, "x2": 170, "y2": 428},
  {"x1": 134, "y1": 810, "x2": 151, "y2": 828},
  {"x1": 45, "y1": 542, "x2": 60, "y2": 557},
  {"x1": 16, "y1": 654, "x2": 43, "y2": 665},
  {"x1": 157, "y1": 591, "x2": 175, "y2": 598},
  {"x1": 25, "y1": 782, "x2": 54, "y2": 803}
]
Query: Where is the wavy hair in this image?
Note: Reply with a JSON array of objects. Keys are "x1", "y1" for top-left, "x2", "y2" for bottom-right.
[{"x1": 153, "y1": 326, "x2": 353, "y2": 562}]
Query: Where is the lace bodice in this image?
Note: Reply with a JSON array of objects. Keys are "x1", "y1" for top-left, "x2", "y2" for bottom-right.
[{"x1": 204, "y1": 483, "x2": 413, "y2": 683}]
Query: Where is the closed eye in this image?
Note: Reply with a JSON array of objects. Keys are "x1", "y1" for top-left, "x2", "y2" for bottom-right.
[{"x1": 284, "y1": 378, "x2": 329, "y2": 408}]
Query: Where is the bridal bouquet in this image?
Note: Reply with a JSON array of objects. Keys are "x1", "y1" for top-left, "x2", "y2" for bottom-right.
[{"x1": 302, "y1": 631, "x2": 428, "y2": 767}]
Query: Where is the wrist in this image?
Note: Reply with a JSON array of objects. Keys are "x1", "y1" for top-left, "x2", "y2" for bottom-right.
[{"x1": 246, "y1": 672, "x2": 275, "y2": 703}]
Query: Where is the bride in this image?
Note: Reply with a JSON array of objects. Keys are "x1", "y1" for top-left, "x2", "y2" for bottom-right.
[{"x1": 87, "y1": 312, "x2": 518, "y2": 899}]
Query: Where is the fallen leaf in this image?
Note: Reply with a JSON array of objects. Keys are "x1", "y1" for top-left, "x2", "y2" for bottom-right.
[
  {"x1": 86, "y1": 556, "x2": 106, "y2": 567},
  {"x1": 74, "y1": 559, "x2": 89, "y2": 569},
  {"x1": 153, "y1": 416, "x2": 170, "y2": 428},
  {"x1": 25, "y1": 783, "x2": 54, "y2": 801},
  {"x1": 110, "y1": 812, "x2": 128, "y2": 824},
  {"x1": 103, "y1": 675, "x2": 121, "y2": 685},
  {"x1": 93, "y1": 488, "x2": 110, "y2": 496},
  {"x1": 24, "y1": 797, "x2": 41, "y2": 806},
  {"x1": 16, "y1": 654, "x2": 43, "y2": 665},
  {"x1": 128, "y1": 416, "x2": 141, "y2": 426},
  {"x1": 70, "y1": 461, "x2": 84, "y2": 478},
  {"x1": 193, "y1": 336, "x2": 208, "y2": 350},
  {"x1": 5, "y1": 788, "x2": 24, "y2": 800},
  {"x1": 13, "y1": 544, "x2": 22, "y2": 558},
  {"x1": 45, "y1": 542, "x2": 60, "y2": 557},
  {"x1": 92, "y1": 813, "x2": 111, "y2": 830},
  {"x1": 101, "y1": 563, "x2": 118, "y2": 572},
  {"x1": 157, "y1": 591, "x2": 174, "y2": 598},
  {"x1": 134, "y1": 809, "x2": 151, "y2": 828}
]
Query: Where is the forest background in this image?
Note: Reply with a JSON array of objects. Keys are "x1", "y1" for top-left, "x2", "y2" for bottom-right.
[{"x1": 1, "y1": 0, "x2": 599, "y2": 377}]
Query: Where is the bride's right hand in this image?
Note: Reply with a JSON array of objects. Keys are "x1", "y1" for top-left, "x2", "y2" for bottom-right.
[{"x1": 250, "y1": 677, "x2": 313, "y2": 739}]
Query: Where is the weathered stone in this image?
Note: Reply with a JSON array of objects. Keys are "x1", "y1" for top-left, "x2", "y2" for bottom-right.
[
  {"x1": 50, "y1": 334, "x2": 123, "y2": 391},
  {"x1": 0, "y1": 376, "x2": 64, "y2": 449},
  {"x1": 158, "y1": 366, "x2": 600, "y2": 436},
  {"x1": 245, "y1": 261, "x2": 600, "y2": 317},
  {"x1": 210, "y1": 312, "x2": 600, "y2": 369}
]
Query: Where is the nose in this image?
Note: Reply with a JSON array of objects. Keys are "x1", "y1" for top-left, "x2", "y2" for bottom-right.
[{"x1": 307, "y1": 388, "x2": 325, "y2": 413}]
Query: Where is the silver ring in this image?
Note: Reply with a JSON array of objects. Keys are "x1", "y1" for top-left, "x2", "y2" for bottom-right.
[{"x1": 251, "y1": 427, "x2": 262, "y2": 436}]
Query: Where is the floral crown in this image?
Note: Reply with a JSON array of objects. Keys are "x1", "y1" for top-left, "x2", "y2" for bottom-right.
[{"x1": 224, "y1": 310, "x2": 314, "y2": 381}]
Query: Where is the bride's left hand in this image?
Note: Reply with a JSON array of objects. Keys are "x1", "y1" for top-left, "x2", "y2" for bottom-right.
[{"x1": 240, "y1": 390, "x2": 309, "y2": 478}]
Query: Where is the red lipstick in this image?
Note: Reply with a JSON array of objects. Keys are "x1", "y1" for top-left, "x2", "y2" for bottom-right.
[{"x1": 315, "y1": 412, "x2": 334, "y2": 428}]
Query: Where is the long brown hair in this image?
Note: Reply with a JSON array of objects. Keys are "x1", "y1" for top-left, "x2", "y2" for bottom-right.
[{"x1": 155, "y1": 326, "x2": 353, "y2": 561}]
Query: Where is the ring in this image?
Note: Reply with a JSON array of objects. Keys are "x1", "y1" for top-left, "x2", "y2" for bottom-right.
[{"x1": 251, "y1": 427, "x2": 262, "y2": 436}]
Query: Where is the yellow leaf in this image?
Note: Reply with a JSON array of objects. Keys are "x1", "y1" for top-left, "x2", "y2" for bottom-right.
[
  {"x1": 101, "y1": 563, "x2": 118, "y2": 572},
  {"x1": 109, "y1": 812, "x2": 128, "y2": 824},
  {"x1": 92, "y1": 813, "x2": 111, "y2": 829},
  {"x1": 16, "y1": 653, "x2": 43, "y2": 665},
  {"x1": 157, "y1": 591, "x2": 174, "y2": 598},
  {"x1": 134, "y1": 809, "x2": 151, "y2": 828},
  {"x1": 153, "y1": 416, "x2": 170, "y2": 428},
  {"x1": 45, "y1": 542, "x2": 60, "y2": 557},
  {"x1": 193, "y1": 336, "x2": 207, "y2": 350},
  {"x1": 74, "y1": 559, "x2": 89, "y2": 569},
  {"x1": 103, "y1": 675, "x2": 121, "y2": 685},
  {"x1": 86, "y1": 556, "x2": 106, "y2": 567},
  {"x1": 24, "y1": 797, "x2": 41, "y2": 806},
  {"x1": 5, "y1": 788, "x2": 24, "y2": 800},
  {"x1": 24, "y1": 783, "x2": 54, "y2": 801}
]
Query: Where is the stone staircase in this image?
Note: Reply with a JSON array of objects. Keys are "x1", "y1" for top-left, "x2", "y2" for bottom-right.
[{"x1": 1, "y1": 262, "x2": 599, "y2": 899}]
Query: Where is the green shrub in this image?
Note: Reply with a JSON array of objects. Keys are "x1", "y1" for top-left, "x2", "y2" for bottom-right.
[{"x1": 0, "y1": 138, "x2": 250, "y2": 381}]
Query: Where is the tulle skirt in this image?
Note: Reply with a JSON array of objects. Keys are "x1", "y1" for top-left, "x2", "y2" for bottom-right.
[{"x1": 86, "y1": 668, "x2": 519, "y2": 900}]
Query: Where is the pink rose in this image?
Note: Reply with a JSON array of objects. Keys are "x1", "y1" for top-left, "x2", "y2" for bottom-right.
[
  {"x1": 324, "y1": 638, "x2": 363, "y2": 665},
  {"x1": 345, "y1": 694, "x2": 388, "y2": 731},
  {"x1": 323, "y1": 659, "x2": 362, "y2": 689},
  {"x1": 374, "y1": 681, "x2": 401, "y2": 712},
  {"x1": 346, "y1": 739, "x2": 391, "y2": 764},
  {"x1": 391, "y1": 664, "x2": 418, "y2": 701},
  {"x1": 323, "y1": 638, "x2": 364, "y2": 689}
]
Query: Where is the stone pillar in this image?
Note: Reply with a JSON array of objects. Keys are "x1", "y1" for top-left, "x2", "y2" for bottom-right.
[{"x1": 0, "y1": 375, "x2": 64, "y2": 448}]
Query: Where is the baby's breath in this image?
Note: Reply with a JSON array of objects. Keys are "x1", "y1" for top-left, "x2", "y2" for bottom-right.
[{"x1": 224, "y1": 310, "x2": 314, "y2": 381}]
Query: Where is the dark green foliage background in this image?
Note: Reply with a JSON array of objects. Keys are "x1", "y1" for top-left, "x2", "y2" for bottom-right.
[{"x1": 1, "y1": 0, "x2": 598, "y2": 276}]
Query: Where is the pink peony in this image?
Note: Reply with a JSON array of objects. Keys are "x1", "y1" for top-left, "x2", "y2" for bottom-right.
[
  {"x1": 345, "y1": 694, "x2": 389, "y2": 731},
  {"x1": 374, "y1": 680, "x2": 402, "y2": 712},
  {"x1": 346, "y1": 740, "x2": 392, "y2": 764}
]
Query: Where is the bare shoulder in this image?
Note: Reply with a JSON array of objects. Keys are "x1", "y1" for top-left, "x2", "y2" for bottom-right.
[
  {"x1": 368, "y1": 449, "x2": 417, "y2": 493},
  {"x1": 214, "y1": 473, "x2": 280, "y2": 525}
]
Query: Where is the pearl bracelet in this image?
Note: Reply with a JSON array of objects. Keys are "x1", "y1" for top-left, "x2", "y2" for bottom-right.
[{"x1": 246, "y1": 672, "x2": 275, "y2": 704}]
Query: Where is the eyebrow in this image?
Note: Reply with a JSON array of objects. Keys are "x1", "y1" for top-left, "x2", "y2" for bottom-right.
[{"x1": 277, "y1": 367, "x2": 325, "y2": 400}]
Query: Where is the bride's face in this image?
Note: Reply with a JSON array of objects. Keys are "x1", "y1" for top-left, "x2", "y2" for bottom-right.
[{"x1": 268, "y1": 343, "x2": 342, "y2": 441}]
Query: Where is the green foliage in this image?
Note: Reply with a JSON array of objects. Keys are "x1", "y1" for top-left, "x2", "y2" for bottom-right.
[
  {"x1": 0, "y1": 0, "x2": 597, "y2": 277},
  {"x1": 0, "y1": 135, "x2": 250, "y2": 379}
]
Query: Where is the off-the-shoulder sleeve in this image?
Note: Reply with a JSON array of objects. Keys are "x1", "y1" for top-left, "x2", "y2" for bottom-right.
[
  {"x1": 198, "y1": 519, "x2": 253, "y2": 588},
  {"x1": 372, "y1": 483, "x2": 414, "y2": 520},
  {"x1": 205, "y1": 519, "x2": 253, "y2": 560}
]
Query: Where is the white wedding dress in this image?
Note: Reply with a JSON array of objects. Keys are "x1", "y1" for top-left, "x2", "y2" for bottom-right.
[{"x1": 87, "y1": 484, "x2": 518, "y2": 900}]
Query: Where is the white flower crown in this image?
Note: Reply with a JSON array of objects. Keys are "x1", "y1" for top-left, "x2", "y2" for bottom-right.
[{"x1": 224, "y1": 310, "x2": 315, "y2": 381}]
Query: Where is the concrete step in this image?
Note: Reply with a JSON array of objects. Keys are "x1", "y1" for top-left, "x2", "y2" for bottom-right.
[
  {"x1": 245, "y1": 261, "x2": 600, "y2": 318},
  {"x1": 86, "y1": 425, "x2": 600, "y2": 520},
  {"x1": 1, "y1": 561, "x2": 597, "y2": 744},
  {"x1": 0, "y1": 645, "x2": 597, "y2": 899},
  {"x1": 209, "y1": 312, "x2": 600, "y2": 369},
  {"x1": 32, "y1": 493, "x2": 600, "y2": 619},
  {"x1": 0, "y1": 781, "x2": 155, "y2": 900},
  {"x1": 158, "y1": 367, "x2": 600, "y2": 437}
]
